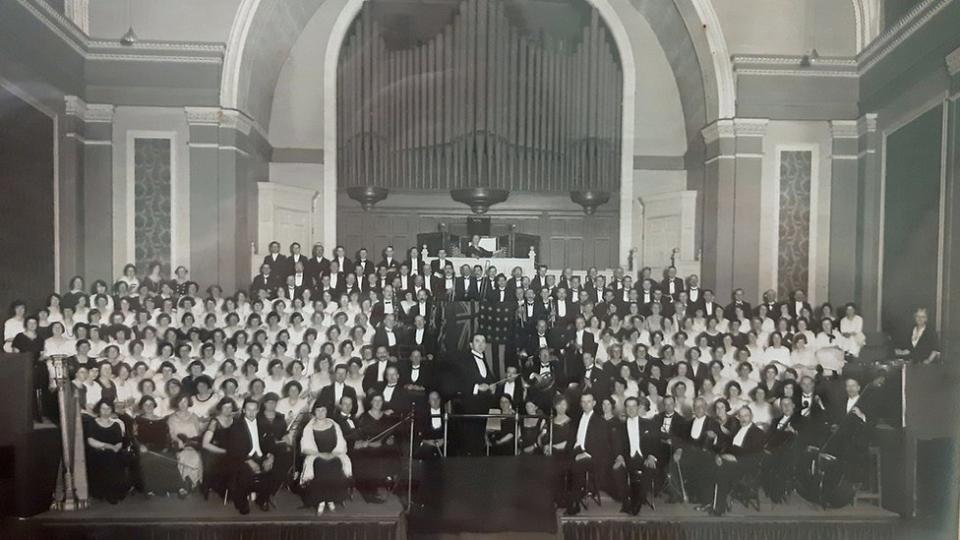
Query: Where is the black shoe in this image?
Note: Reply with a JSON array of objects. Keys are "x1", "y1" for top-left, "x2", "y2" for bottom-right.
[
  {"x1": 619, "y1": 503, "x2": 631, "y2": 514},
  {"x1": 236, "y1": 499, "x2": 250, "y2": 515},
  {"x1": 257, "y1": 499, "x2": 270, "y2": 512},
  {"x1": 565, "y1": 500, "x2": 581, "y2": 516}
]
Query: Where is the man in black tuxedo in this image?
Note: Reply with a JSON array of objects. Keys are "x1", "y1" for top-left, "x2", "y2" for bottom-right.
[
  {"x1": 403, "y1": 315, "x2": 436, "y2": 360},
  {"x1": 283, "y1": 242, "x2": 307, "y2": 278},
  {"x1": 529, "y1": 265, "x2": 549, "y2": 294},
  {"x1": 372, "y1": 314, "x2": 401, "y2": 356},
  {"x1": 612, "y1": 397, "x2": 663, "y2": 515},
  {"x1": 325, "y1": 260, "x2": 346, "y2": 296},
  {"x1": 553, "y1": 287, "x2": 577, "y2": 328},
  {"x1": 363, "y1": 345, "x2": 395, "y2": 395},
  {"x1": 594, "y1": 289, "x2": 619, "y2": 322},
  {"x1": 710, "y1": 406, "x2": 767, "y2": 515},
  {"x1": 522, "y1": 348, "x2": 560, "y2": 411},
  {"x1": 522, "y1": 319, "x2": 563, "y2": 357},
  {"x1": 307, "y1": 243, "x2": 330, "y2": 285},
  {"x1": 370, "y1": 286, "x2": 398, "y2": 327},
  {"x1": 331, "y1": 245, "x2": 353, "y2": 276},
  {"x1": 758, "y1": 289, "x2": 780, "y2": 316},
  {"x1": 250, "y1": 263, "x2": 280, "y2": 298},
  {"x1": 400, "y1": 348, "x2": 433, "y2": 398},
  {"x1": 226, "y1": 399, "x2": 278, "y2": 514},
  {"x1": 700, "y1": 289, "x2": 723, "y2": 319},
  {"x1": 455, "y1": 265, "x2": 480, "y2": 301},
  {"x1": 380, "y1": 245, "x2": 400, "y2": 275},
  {"x1": 317, "y1": 364, "x2": 359, "y2": 414},
  {"x1": 378, "y1": 365, "x2": 409, "y2": 416},
  {"x1": 566, "y1": 392, "x2": 608, "y2": 515},
  {"x1": 660, "y1": 265, "x2": 685, "y2": 301},
  {"x1": 685, "y1": 274, "x2": 703, "y2": 307},
  {"x1": 786, "y1": 289, "x2": 812, "y2": 319},
  {"x1": 353, "y1": 247, "x2": 375, "y2": 278},
  {"x1": 405, "y1": 289, "x2": 434, "y2": 326},
  {"x1": 263, "y1": 241, "x2": 287, "y2": 272},
  {"x1": 724, "y1": 288, "x2": 752, "y2": 322},
  {"x1": 762, "y1": 397, "x2": 803, "y2": 503},
  {"x1": 458, "y1": 334, "x2": 497, "y2": 456},
  {"x1": 429, "y1": 248, "x2": 451, "y2": 276},
  {"x1": 483, "y1": 274, "x2": 515, "y2": 305},
  {"x1": 672, "y1": 397, "x2": 720, "y2": 505},
  {"x1": 517, "y1": 288, "x2": 540, "y2": 333},
  {"x1": 278, "y1": 274, "x2": 306, "y2": 303}
]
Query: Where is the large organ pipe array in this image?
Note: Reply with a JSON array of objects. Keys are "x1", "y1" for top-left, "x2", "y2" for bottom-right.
[{"x1": 336, "y1": 0, "x2": 623, "y2": 193}]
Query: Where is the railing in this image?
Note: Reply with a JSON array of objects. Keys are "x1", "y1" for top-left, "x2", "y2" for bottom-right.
[{"x1": 438, "y1": 412, "x2": 555, "y2": 458}]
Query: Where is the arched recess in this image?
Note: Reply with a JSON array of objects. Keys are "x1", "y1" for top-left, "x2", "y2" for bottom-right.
[{"x1": 221, "y1": 0, "x2": 730, "y2": 262}]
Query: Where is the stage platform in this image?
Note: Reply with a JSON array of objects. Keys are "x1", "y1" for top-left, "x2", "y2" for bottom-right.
[
  {"x1": 560, "y1": 494, "x2": 903, "y2": 540},
  {"x1": 5, "y1": 490, "x2": 405, "y2": 540}
]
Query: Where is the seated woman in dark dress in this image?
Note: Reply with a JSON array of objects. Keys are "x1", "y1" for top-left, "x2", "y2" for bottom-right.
[
  {"x1": 519, "y1": 400, "x2": 544, "y2": 455},
  {"x1": 298, "y1": 402, "x2": 352, "y2": 515},
  {"x1": 542, "y1": 394, "x2": 573, "y2": 508},
  {"x1": 85, "y1": 399, "x2": 132, "y2": 504},
  {"x1": 488, "y1": 394, "x2": 517, "y2": 456},
  {"x1": 201, "y1": 397, "x2": 236, "y2": 499},
  {"x1": 134, "y1": 395, "x2": 186, "y2": 496},
  {"x1": 259, "y1": 393, "x2": 294, "y2": 496},
  {"x1": 353, "y1": 394, "x2": 400, "y2": 503}
]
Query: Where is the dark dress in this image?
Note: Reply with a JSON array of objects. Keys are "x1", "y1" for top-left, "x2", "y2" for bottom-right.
[
  {"x1": 259, "y1": 412, "x2": 293, "y2": 494},
  {"x1": 489, "y1": 416, "x2": 517, "y2": 456},
  {"x1": 353, "y1": 412, "x2": 400, "y2": 500},
  {"x1": 86, "y1": 419, "x2": 131, "y2": 503},
  {"x1": 301, "y1": 426, "x2": 350, "y2": 506},
  {"x1": 201, "y1": 418, "x2": 233, "y2": 498},
  {"x1": 546, "y1": 418, "x2": 573, "y2": 507},
  {"x1": 13, "y1": 333, "x2": 51, "y2": 419},
  {"x1": 519, "y1": 419, "x2": 543, "y2": 455},
  {"x1": 135, "y1": 416, "x2": 184, "y2": 495}
]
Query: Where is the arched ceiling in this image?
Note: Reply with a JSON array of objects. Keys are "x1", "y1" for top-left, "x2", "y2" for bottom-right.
[{"x1": 222, "y1": 0, "x2": 730, "y2": 147}]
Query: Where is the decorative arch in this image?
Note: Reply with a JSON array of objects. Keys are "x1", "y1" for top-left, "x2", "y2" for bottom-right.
[{"x1": 220, "y1": 0, "x2": 732, "y2": 262}]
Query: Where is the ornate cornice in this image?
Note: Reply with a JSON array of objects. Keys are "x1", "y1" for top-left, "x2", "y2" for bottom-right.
[
  {"x1": 733, "y1": 118, "x2": 769, "y2": 138},
  {"x1": 830, "y1": 120, "x2": 859, "y2": 139},
  {"x1": 733, "y1": 55, "x2": 859, "y2": 78},
  {"x1": 701, "y1": 119, "x2": 734, "y2": 144},
  {"x1": 859, "y1": 0, "x2": 954, "y2": 73},
  {"x1": 184, "y1": 106, "x2": 222, "y2": 126},
  {"x1": 16, "y1": 0, "x2": 224, "y2": 65},
  {"x1": 221, "y1": 109, "x2": 254, "y2": 136},
  {"x1": 64, "y1": 95, "x2": 114, "y2": 123},
  {"x1": 947, "y1": 47, "x2": 960, "y2": 76}
]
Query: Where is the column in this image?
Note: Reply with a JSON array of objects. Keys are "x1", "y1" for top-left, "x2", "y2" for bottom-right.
[
  {"x1": 828, "y1": 119, "x2": 860, "y2": 302},
  {"x1": 701, "y1": 118, "x2": 768, "y2": 303},
  {"x1": 854, "y1": 113, "x2": 880, "y2": 334},
  {"x1": 64, "y1": 96, "x2": 115, "y2": 283},
  {"x1": 943, "y1": 48, "x2": 960, "y2": 357},
  {"x1": 185, "y1": 107, "x2": 223, "y2": 289}
]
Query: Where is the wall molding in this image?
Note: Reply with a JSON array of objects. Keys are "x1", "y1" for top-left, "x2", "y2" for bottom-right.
[
  {"x1": 946, "y1": 46, "x2": 960, "y2": 76},
  {"x1": 830, "y1": 119, "x2": 860, "y2": 139},
  {"x1": 689, "y1": 0, "x2": 736, "y2": 119},
  {"x1": 15, "y1": 0, "x2": 224, "y2": 64},
  {"x1": 858, "y1": 0, "x2": 955, "y2": 74},
  {"x1": 64, "y1": 95, "x2": 115, "y2": 123},
  {"x1": 184, "y1": 106, "x2": 267, "y2": 144},
  {"x1": 733, "y1": 55, "x2": 860, "y2": 79}
]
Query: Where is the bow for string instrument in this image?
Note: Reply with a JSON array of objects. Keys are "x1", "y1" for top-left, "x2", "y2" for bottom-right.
[{"x1": 363, "y1": 410, "x2": 416, "y2": 445}]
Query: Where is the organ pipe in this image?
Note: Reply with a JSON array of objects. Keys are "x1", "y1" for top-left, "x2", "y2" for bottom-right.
[{"x1": 337, "y1": 0, "x2": 622, "y2": 193}]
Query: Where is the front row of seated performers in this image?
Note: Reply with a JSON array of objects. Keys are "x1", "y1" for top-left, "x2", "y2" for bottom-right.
[{"x1": 83, "y1": 344, "x2": 876, "y2": 517}]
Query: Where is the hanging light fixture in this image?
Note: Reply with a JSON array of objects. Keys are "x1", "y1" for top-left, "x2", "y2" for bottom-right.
[{"x1": 120, "y1": 0, "x2": 138, "y2": 46}]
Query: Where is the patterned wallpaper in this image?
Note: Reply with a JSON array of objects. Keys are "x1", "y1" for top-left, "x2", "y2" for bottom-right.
[
  {"x1": 777, "y1": 150, "x2": 812, "y2": 299},
  {"x1": 134, "y1": 138, "x2": 172, "y2": 274}
]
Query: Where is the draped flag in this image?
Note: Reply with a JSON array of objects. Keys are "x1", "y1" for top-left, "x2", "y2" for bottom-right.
[
  {"x1": 440, "y1": 301, "x2": 480, "y2": 355},
  {"x1": 478, "y1": 303, "x2": 517, "y2": 379}
]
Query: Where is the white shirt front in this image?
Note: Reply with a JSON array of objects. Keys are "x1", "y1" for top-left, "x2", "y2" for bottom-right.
[
  {"x1": 473, "y1": 352, "x2": 488, "y2": 378},
  {"x1": 538, "y1": 334, "x2": 547, "y2": 349},
  {"x1": 245, "y1": 417, "x2": 263, "y2": 457},
  {"x1": 503, "y1": 380, "x2": 515, "y2": 398},
  {"x1": 733, "y1": 423, "x2": 752, "y2": 447},
  {"x1": 383, "y1": 383, "x2": 397, "y2": 403},
  {"x1": 334, "y1": 381, "x2": 344, "y2": 403},
  {"x1": 383, "y1": 301, "x2": 394, "y2": 315},
  {"x1": 627, "y1": 416, "x2": 643, "y2": 457},
  {"x1": 576, "y1": 329, "x2": 584, "y2": 347},
  {"x1": 846, "y1": 396, "x2": 859, "y2": 413},
  {"x1": 911, "y1": 326, "x2": 925, "y2": 347},
  {"x1": 690, "y1": 415, "x2": 706, "y2": 440},
  {"x1": 410, "y1": 365, "x2": 420, "y2": 382},
  {"x1": 575, "y1": 411, "x2": 593, "y2": 450},
  {"x1": 376, "y1": 360, "x2": 388, "y2": 381},
  {"x1": 557, "y1": 301, "x2": 567, "y2": 317},
  {"x1": 384, "y1": 328, "x2": 396, "y2": 346},
  {"x1": 430, "y1": 407, "x2": 442, "y2": 430},
  {"x1": 415, "y1": 328, "x2": 425, "y2": 344}
]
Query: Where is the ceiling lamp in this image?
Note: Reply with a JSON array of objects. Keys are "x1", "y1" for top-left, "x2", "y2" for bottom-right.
[
  {"x1": 346, "y1": 186, "x2": 389, "y2": 211},
  {"x1": 570, "y1": 190, "x2": 610, "y2": 215},
  {"x1": 450, "y1": 188, "x2": 509, "y2": 214}
]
